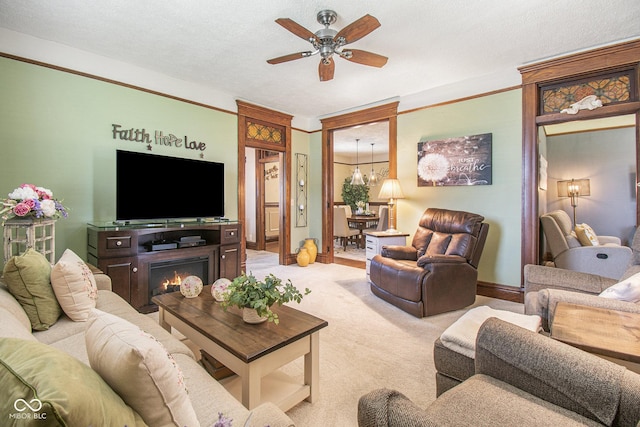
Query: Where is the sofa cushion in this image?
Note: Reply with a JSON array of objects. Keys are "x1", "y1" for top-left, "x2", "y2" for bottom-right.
[
  {"x1": 0, "y1": 307, "x2": 38, "y2": 341},
  {"x1": 51, "y1": 248, "x2": 98, "y2": 321},
  {"x1": 0, "y1": 282, "x2": 32, "y2": 332},
  {"x1": 85, "y1": 309, "x2": 199, "y2": 427},
  {"x1": 0, "y1": 337, "x2": 146, "y2": 426},
  {"x1": 2, "y1": 248, "x2": 62, "y2": 330},
  {"x1": 599, "y1": 271, "x2": 640, "y2": 303}
]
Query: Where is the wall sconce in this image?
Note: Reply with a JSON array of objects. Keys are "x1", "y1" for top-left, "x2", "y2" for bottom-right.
[
  {"x1": 557, "y1": 178, "x2": 590, "y2": 225},
  {"x1": 378, "y1": 178, "x2": 405, "y2": 233},
  {"x1": 295, "y1": 153, "x2": 307, "y2": 227}
]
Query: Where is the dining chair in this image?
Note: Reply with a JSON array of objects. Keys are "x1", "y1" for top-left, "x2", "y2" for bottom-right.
[{"x1": 334, "y1": 206, "x2": 360, "y2": 251}]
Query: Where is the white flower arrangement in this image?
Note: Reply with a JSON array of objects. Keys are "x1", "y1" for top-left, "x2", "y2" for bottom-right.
[{"x1": 1, "y1": 183, "x2": 69, "y2": 221}]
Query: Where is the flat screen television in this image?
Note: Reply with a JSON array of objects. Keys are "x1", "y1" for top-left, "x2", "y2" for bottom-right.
[{"x1": 116, "y1": 150, "x2": 224, "y2": 221}]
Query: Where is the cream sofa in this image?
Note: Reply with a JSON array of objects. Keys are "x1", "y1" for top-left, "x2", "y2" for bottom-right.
[{"x1": 0, "y1": 266, "x2": 294, "y2": 426}]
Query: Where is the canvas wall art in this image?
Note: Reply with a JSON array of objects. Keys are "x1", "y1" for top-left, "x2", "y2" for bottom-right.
[{"x1": 417, "y1": 133, "x2": 492, "y2": 186}]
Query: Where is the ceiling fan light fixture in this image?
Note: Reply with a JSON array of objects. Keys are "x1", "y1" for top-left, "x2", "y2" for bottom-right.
[{"x1": 267, "y1": 9, "x2": 387, "y2": 81}]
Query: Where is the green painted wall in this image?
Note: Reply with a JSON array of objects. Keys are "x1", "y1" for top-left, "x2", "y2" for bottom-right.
[
  {"x1": 0, "y1": 57, "x2": 238, "y2": 266},
  {"x1": 397, "y1": 89, "x2": 523, "y2": 286},
  {"x1": 1, "y1": 56, "x2": 523, "y2": 286}
]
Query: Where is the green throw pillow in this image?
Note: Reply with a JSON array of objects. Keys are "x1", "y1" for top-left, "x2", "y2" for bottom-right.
[
  {"x1": 2, "y1": 249, "x2": 62, "y2": 330},
  {"x1": 0, "y1": 337, "x2": 147, "y2": 426}
]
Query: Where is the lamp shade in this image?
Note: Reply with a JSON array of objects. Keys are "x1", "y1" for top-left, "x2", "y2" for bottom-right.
[
  {"x1": 557, "y1": 179, "x2": 590, "y2": 197},
  {"x1": 378, "y1": 179, "x2": 405, "y2": 200}
]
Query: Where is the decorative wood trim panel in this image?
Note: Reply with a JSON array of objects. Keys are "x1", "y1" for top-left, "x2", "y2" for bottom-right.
[
  {"x1": 237, "y1": 101, "x2": 293, "y2": 267},
  {"x1": 519, "y1": 39, "x2": 640, "y2": 286}
]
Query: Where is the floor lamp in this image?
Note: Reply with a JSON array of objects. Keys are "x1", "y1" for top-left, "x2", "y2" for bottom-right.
[
  {"x1": 378, "y1": 178, "x2": 405, "y2": 233},
  {"x1": 557, "y1": 178, "x2": 590, "y2": 225}
]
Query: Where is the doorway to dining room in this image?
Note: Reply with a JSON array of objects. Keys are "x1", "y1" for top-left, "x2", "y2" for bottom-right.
[{"x1": 322, "y1": 102, "x2": 398, "y2": 266}]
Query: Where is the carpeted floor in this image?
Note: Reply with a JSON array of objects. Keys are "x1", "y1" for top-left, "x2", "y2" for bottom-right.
[
  {"x1": 332, "y1": 241, "x2": 366, "y2": 262},
  {"x1": 237, "y1": 250, "x2": 524, "y2": 426}
]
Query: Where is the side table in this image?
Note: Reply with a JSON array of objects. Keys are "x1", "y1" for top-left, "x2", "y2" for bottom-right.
[
  {"x1": 364, "y1": 231, "x2": 409, "y2": 283},
  {"x1": 550, "y1": 302, "x2": 640, "y2": 373},
  {"x1": 3, "y1": 217, "x2": 56, "y2": 264}
]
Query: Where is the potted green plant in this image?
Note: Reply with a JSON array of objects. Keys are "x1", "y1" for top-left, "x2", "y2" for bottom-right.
[
  {"x1": 221, "y1": 272, "x2": 310, "y2": 324},
  {"x1": 341, "y1": 177, "x2": 370, "y2": 212}
]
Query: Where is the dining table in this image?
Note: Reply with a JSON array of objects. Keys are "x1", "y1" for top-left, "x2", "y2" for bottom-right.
[{"x1": 348, "y1": 215, "x2": 379, "y2": 248}]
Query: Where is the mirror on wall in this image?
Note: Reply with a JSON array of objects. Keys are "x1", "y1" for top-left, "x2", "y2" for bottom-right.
[{"x1": 538, "y1": 115, "x2": 636, "y2": 257}]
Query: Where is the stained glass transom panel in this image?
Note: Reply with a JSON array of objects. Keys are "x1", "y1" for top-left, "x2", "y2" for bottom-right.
[
  {"x1": 246, "y1": 121, "x2": 283, "y2": 144},
  {"x1": 541, "y1": 72, "x2": 632, "y2": 114}
]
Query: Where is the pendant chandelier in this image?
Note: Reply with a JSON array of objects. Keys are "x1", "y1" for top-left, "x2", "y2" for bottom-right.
[
  {"x1": 350, "y1": 138, "x2": 365, "y2": 185},
  {"x1": 368, "y1": 143, "x2": 378, "y2": 186}
]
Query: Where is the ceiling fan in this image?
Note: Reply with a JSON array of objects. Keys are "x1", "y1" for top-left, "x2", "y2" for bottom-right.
[{"x1": 267, "y1": 10, "x2": 388, "y2": 82}]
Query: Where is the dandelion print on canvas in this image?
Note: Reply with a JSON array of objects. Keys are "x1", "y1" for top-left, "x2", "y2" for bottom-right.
[{"x1": 417, "y1": 133, "x2": 492, "y2": 186}]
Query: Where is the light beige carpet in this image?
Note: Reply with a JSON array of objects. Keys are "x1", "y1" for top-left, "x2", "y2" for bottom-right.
[
  {"x1": 332, "y1": 241, "x2": 366, "y2": 262},
  {"x1": 239, "y1": 250, "x2": 524, "y2": 426}
]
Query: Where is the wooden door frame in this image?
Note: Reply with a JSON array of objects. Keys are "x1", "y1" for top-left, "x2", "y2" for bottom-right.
[
  {"x1": 257, "y1": 152, "x2": 281, "y2": 249},
  {"x1": 320, "y1": 102, "x2": 399, "y2": 263},
  {"x1": 237, "y1": 101, "x2": 292, "y2": 268},
  {"x1": 519, "y1": 39, "x2": 640, "y2": 285}
]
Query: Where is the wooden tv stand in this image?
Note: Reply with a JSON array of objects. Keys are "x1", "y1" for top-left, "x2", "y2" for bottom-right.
[{"x1": 87, "y1": 221, "x2": 241, "y2": 312}]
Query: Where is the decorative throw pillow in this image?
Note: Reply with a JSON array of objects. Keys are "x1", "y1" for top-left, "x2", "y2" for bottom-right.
[
  {"x1": 2, "y1": 248, "x2": 62, "y2": 330},
  {"x1": 599, "y1": 272, "x2": 640, "y2": 303},
  {"x1": 85, "y1": 309, "x2": 199, "y2": 427},
  {"x1": 0, "y1": 337, "x2": 146, "y2": 426},
  {"x1": 51, "y1": 248, "x2": 98, "y2": 321},
  {"x1": 575, "y1": 223, "x2": 600, "y2": 246}
]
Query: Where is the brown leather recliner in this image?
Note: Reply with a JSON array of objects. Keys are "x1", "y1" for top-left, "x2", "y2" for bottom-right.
[{"x1": 369, "y1": 208, "x2": 489, "y2": 317}]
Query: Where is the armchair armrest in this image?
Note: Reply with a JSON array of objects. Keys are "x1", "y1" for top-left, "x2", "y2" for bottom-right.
[
  {"x1": 555, "y1": 245, "x2": 632, "y2": 280},
  {"x1": 540, "y1": 288, "x2": 640, "y2": 328},
  {"x1": 86, "y1": 263, "x2": 113, "y2": 291},
  {"x1": 358, "y1": 388, "x2": 436, "y2": 427},
  {"x1": 381, "y1": 245, "x2": 418, "y2": 261},
  {"x1": 475, "y1": 318, "x2": 627, "y2": 426},
  {"x1": 597, "y1": 235, "x2": 621, "y2": 245},
  {"x1": 524, "y1": 264, "x2": 616, "y2": 295},
  {"x1": 416, "y1": 254, "x2": 466, "y2": 268}
]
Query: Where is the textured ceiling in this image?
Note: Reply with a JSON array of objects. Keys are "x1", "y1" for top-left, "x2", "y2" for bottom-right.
[{"x1": 1, "y1": 0, "x2": 639, "y2": 127}]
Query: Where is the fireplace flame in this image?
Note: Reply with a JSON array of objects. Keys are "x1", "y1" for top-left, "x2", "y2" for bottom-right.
[{"x1": 162, "y1": 271, "x2": 183, "y2": 290}]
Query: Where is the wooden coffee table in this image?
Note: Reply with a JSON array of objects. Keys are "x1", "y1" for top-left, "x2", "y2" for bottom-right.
[
  {"x1": 152, "y1": 285, "x2": 328, "y2": 411},
  {"x1": 550, "y1": 302, "x2": 640, "y2": 373}
]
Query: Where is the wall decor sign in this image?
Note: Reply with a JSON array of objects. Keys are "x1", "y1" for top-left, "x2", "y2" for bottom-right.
[
  {"x1": 111, "y1": 123, "x2": 208, "y2": 157},
  {"x1": 417, "y1": 133, "x2": 492, "y2": 186}
]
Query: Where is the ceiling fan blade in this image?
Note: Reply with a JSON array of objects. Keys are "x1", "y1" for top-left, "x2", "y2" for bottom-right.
[
  {"x1": 267, "y1": 52, "x2": 311, "y2": 64},
  {"x1": 344, "y1": 49, "x2": 388, "y2": 68},
  {"x1": 334, "y1": 14, "x2": 381, "y2": 44},
  {"x1": 275, "y1": 18, "x2": 319, "y2": 43},
  {"x1": 319, "y1": 58, "x2": 335, "y2": 82}
]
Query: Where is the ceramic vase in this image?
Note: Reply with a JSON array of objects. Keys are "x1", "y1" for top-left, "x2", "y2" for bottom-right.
[
  {"x1": 242, "y1": 307, "x2": 268, "y2": 324},
  {"x1": 303, "y1": 238, "x2": 318, "y2": 263},
  {"x1": 296, "y1": 247, "x2": 310, "y2": 267}
]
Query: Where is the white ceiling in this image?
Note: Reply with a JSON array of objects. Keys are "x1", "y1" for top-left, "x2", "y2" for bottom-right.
[{"x1": 1, "y1": 0, "x2": 639, "y2": 131}]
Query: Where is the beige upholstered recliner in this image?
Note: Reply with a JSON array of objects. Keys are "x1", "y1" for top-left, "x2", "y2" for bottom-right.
[{"x1": 540, "y1": 210, "x2": 632, "y2": 279}]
